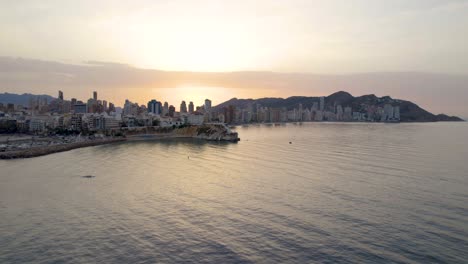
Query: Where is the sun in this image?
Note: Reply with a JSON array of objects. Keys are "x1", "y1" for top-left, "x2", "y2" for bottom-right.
[{"x1": 107, "y1": 12, "x2": 258, "y2": 72}]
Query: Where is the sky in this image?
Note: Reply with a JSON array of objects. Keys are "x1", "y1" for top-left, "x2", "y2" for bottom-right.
[{"x1": 1, "y1": 0, "x2": 468, "y2": 116}]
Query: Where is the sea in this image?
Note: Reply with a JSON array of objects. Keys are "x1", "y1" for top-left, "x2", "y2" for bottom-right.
[{"x1": 1, "y1": 122, "x2": 468, "y2": 263}]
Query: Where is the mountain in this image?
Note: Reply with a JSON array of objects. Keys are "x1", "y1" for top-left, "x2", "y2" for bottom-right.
[
  {"x1": 214, "y1": 91, "x2": 464, "y2": 122},
  {"x1": 0, "y1": 93, "x2": 55, "y2": 106}
]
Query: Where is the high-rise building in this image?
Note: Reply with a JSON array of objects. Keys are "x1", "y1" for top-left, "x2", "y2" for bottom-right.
[
  {"x1": 123, "y1": 99, "x2": 133, "y2": 115},
  {"x1": 74, "y1": 103, "x2": 87, "y2": 114},
  {"x1": 224, "y1": 105, "x2": 236, "y2": 124},
  {"x1": 319, "y1": 97, "x2": 325, "y2": 111},
  {"x1": 163, "y1": 102, "x2": 169, "y2": 115},
  {"x1": 87, "y1": 98, "x2": 95, "y2": 113},
  {"x1": 344, "y1": 106, "x2": 352, "y2": 121},
  {"x1": 93, "y1": 91, "x2": 98, "y2": 101},
  {"x1": 148, "y1": 99, "x2": 160, "y2": 114},
  {"x1": 336, "y1": 105, "x2": 343, "y2": 121},
  {"x1": 180, "y1": 101, "x2": 187, "y2": 113},
  {"x1": 97, "y1": 100, "x2": 103, "y2": 113},
  {"x1": 108, "y1": 103, "x2": 115, "y2": 113},
  {"x1": 394, "y1": 106, "x2": 400, "y2": 120},
  {"x1": 298, "y1": 103, "x2": 303, "y2": 121},
  {"x1": 188, "y1": 101, "x2": 194, "y2": 113},
  {"x1": 312, "y1": 102, "x2": 318, "y2": 111},
  {"x1": 63, "y1": 101, "x2": 71, "y2": 113},
  {"x1": 382, "y1": 104, "x2": 394, "y2": 121},
  {"x1": 58, "y1": 90, "x2": 64, "y2": 100},
  {"x1": 103, "y1": 100, "x2": 108, "y2": 111},
  {"x1": 168, "y1": 105, "x2": 175, "y2": 117},
  {"x1": 204, "y1": 99, "x2": 212, "y2": 112}
]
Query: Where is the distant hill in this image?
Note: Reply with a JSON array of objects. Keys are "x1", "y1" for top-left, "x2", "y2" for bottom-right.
[
  {"x1": 214, "y1": 91, "x2": 464, "y2": 122},
  {"x1": 0, "y1": 93, "x2": 55, "y2": 106}
]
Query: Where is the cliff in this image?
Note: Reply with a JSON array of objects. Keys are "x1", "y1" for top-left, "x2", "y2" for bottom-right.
[{"x1": 0, "y1": 92, "x2": 55, "y2": 106}]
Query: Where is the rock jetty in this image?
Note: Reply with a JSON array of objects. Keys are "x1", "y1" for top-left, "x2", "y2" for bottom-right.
[
  {"x1": 125, "y1": 124, "x2": 240, "y2": 142},
  {"x1": 0, "y1": 138, "x2": 125, "y2": 159}
]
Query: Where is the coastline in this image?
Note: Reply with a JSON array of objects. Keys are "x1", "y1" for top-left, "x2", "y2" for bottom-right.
[
  {"x1": 0, "y1": 135, "x2": 202, "y2": 160},
  {"x1": 1, "y1": 121, "x2": 465, "y2": 160},
  {"x1": 0, "y1": 138, "x2": 126, "y2": 159},
  {"x1": 0, "y1": 124, "x2": 240, "y2": 159}
]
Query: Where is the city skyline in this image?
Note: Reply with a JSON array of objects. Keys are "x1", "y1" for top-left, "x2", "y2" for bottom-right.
[
  {"x1": 1, "y1": 56, "x2": 468, "y2": 118},
  {"x1": 2, "y1": 2, "x2": 468, "y2": 262},
  {"x1": 2, "y1": 1, "x2": 468, "y2": 118}
]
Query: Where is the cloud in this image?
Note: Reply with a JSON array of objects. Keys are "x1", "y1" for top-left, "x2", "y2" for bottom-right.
[{"x1": 83, "y1": 61, "x2": 132, "y2": 68}]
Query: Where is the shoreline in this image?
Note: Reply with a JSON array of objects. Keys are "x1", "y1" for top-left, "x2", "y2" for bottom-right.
[
  {"x1": 0, "y1": 124, "x2": 240, "y2": 159},
  {"x1": 0, "y1": 135, "x2": 198, "y2": 160},
  {"x1": 0, "y1": 121, "x2": 464, "y2": 159},
  {"x1": 0, "y1": 138, "x2": 126, "y2": 159},
  {"x1": 0, "y1": 133, "x2": 238, "y2": 160}
]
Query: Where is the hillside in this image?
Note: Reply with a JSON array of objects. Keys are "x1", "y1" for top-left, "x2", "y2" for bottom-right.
[
  {"x1": 0, "y1": 93, "x2": 55, "y2": 106},
  {"x1": 214, "y1": 91, "x2": 464, "y2": 122}
]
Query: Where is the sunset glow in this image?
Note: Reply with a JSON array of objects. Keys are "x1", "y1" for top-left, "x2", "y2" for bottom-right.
[
  {"x1": 1, "y1": 2, "x2": 468, "y2": 262},
  {"x1": 1, "y1": 1, "x2": 468, "y2": 116}
]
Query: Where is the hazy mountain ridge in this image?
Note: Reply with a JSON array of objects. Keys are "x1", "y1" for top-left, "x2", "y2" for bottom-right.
[
  {"x1": 214, "y1": 91, "x2": 464, "y2": 122},
  {"x1": 0, "y1": 91, "x2": 463, "y2": 122},
  {"x1": 0, "y1": 92, "x2": 55, "y2": 106},
  {"x1": 2, "y1": 57, "x2": 468, "y2": 117}
]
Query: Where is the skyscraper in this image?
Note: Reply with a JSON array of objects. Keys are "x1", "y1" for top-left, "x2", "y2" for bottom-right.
[
  {"x1": 224, "y1": 105, "x2": 236, "y2": 124},
  {"x1": 188, "y1": 101, "x2": 194, "y2": 113},
  {"x1": 58, "y1": 90, "x2": 63, "y2": 100},
  {"x1": 394, "y1": 106, "x2": 400, "y2": 120},
  {"x1": 123, "y1": 99, "x2": 132, "y2": 115},
  {"x1": 93, "y1": 91, "x2": 98, "y2": 101},
  {"x1": 336, "y1": 105, "x2": 343, "y2": 121},
  {"x1": 168, "y1": 105, "x2": 175, "y2": 117},
  {"x1": 148, "y1": 99, "x2": 160, "y2": 114},
  {"x1": 298, "y1": 103, "x2": 303, "y2": 121},
  {"x1": 108, "y1": 103, "x2": 115, "y2": 113},
  {"x1": 180, "y1": 101, "x2": 187, "y2": 113},
  {"x1": 97, "y1": 100, "x2": 103, "y2": 113},
  {"x1": 163, "y1": 102, "x2": 169, "y2": 116},
  {"x1": 71, "y1": 98, "x2": 77, "y2": 112},
  {"x1": 74, "y1": 103, "x2": 87, "y2": 114},
  {"x1": 205, "y1": 99, "x2": 212, "y2": 112}
]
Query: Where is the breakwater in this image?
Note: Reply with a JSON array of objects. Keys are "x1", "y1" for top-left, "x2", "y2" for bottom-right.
[{"x1": 0, "y1": 138, "x2": 126, "y2": 159}]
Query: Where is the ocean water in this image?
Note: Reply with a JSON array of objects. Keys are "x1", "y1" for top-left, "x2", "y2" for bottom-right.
[{"x1": 1, "y1": 123, "x2": 468, "y2": 263}]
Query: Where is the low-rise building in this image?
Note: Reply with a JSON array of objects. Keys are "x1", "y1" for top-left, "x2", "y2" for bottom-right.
[
  {"x1": 187, "y1": 113, "x2": 204, "y2": 125},
  {"x1": 70, "y1": 114, "x2": 83, "y2": 131},
  {"x1": 29, "y1": 119, "x2": 46, "y2": 133}
]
